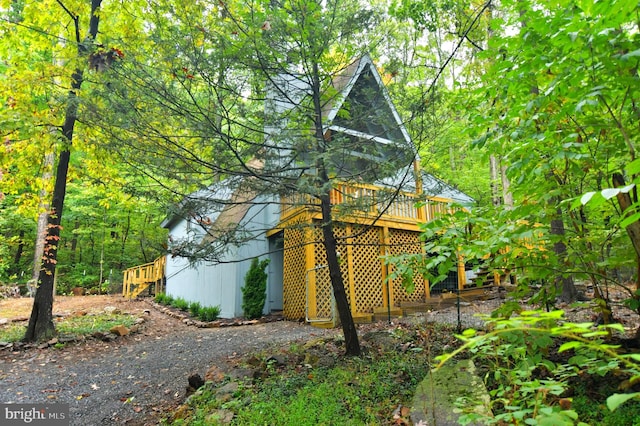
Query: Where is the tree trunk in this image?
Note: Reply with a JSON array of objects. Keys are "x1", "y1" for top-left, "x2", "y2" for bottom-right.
[
  {"x1": 310, "y1": 61, "x2": 360, "y2": 356},
  {"x1": 319, "y1": 194, "x2": 361, "y2": 356},
  {"x1": 32, "y1": 153, "x2": 53, "y2": 281},
  {"x1": 490, "y1": 154, "x2": 500, "y2": 206},
  {"x1": 24, "y1": 0, "x2": 103, "y2": 342},
  {"x1": 501, "y1": 162, "x2": 513, "y2": 208},
  {"x1": 11, "y1": 230, "x2": 25, "y2": 276},
  {"x1": 550, "y1": 208, "x2": 577, "y2": 303},
  {"x1": 118, "y1": 211, "x2": 130, "y2": 269},
  {"x1": 70, "y1": 220, "x2": 79, "y2": 263}
]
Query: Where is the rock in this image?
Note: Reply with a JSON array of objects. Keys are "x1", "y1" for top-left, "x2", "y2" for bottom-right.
[
  {"x1": 411, "y1": 359, "x2": 491, "y2": 426},
  {"x1": 109, "y1": 325, "x2": 129, "y2": 336},
  {"x1": 142, "y1": 309, "x2": 151, "y2": 315},
  {"x1": 205, "y1": 365, "x2": 226, "y2": 383},
  {"x1": 91, "y1": 331, "x2": 116, "y2": 342},
  {"x1": 104, "y1": 306, "x2": 121, "y2": 315},
  {"x1": 362, "y1": 330, "x2": 398, "y2": 351},
  {"x1": 47, "y1": 337, "x2": 59, "y2": 346},
  {"x1": 228, "y1": 367, "x2": 258, "y2": 381},
  {"x1": 215, "y1": 382, "x2": 239, "y2": 403},
  {"x1": 58, "y1": 334, "x2": 77, "y2": 344},
  {"x1": 0, "y1": 318, "x2": 8, "y2": 325},
  {"x1": 188, "y1": 373, "x2": 205, "y2": 390},
  {"x1": 265, "y1": 354, "x2": 287, "y2": 366},
  {"x1": 206, "y1": 409, "x2": 234, "y2": 424}
]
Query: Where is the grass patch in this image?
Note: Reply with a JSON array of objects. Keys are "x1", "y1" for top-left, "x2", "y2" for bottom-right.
[
  {"x1": 163, "y1": 323, "x2": 440, "y2": 425},
  {"x1": 0, "y1": 313, "x2": 138, "y2": 343}
]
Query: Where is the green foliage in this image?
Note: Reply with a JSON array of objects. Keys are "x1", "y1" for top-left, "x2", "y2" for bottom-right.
[
  {"x1": 436, "y1": 311, "x2": 640, "y2": 425},
  {"x1": 167, "y1": 338, "x2": 431, "y2": 425},
  {"x1": 154, "y1": 294, "x2": 217, "y2": 320},
  {"x1": 384, "y1": 205, "x2": 550, "y2": 298},
  {"x1": 242, "y1": 258, "x2": 270, "y2": 320},
  {"x1": 197, "y1": 306, "x2": 220, "y2": 322},
  {"x1": 171, "y1": 297, "x2": 189, "y2": 311},
  {"x1": 189, "y1": 301, "x2": 201, "y2": 317},
  {"x1": 573, "y1": 390, "x2": 640, "y2": 426},
  {"x1": 461, "y1": 0, "x2": 640, "y2": 307},
  {"x1": 160, "y1": 294, "x2": 174, "y2": 306}
]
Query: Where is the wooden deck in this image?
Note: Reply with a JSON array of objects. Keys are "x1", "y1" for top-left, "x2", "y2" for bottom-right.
[{"x1": 279, "y1": 181, "x2": 453, "y2": 232}]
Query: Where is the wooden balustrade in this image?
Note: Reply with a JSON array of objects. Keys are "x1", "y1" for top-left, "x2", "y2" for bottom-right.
[
  {"x1": 122, "y1": 256, "x2": 166, "y2": 299},
  {"x1": 281, "y1": 182, "x2": 451, "y2": 225}
]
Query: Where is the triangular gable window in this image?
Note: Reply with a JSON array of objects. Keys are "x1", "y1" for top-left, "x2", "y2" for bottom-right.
[{"x1": 332, "y1": 67, "x2": 405, "y2": 143}]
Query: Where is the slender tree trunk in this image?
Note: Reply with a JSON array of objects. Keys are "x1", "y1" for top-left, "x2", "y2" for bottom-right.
[
  {"x1": 118, "y1": 211, "x2": 130, "y2": 269},
  {"x1": 501, "y1": 163, "x2": 513, "y2": 208},
  {"x1": 12, "y1": 230, "x2": 25, "y2": 275},
  {"x1": 310, "y1": 62, "x2": 360, "y2": 356},
  {"x1": 24, "y1": 0, "x2": 103, "y2": 342},
  {"x1": 32, "y1": 153, "x2": 54, "y2": 282},
  {"x1": 550, "y1": 207, "x2": 577, "y2": 303},
  {"x1": 70, "y1": 220, "x2": 79, "y2": 263},
  {"x1": 490, "y1": 154, "x2": 501, "y2": 206},
  {"x1": 319, "y1": 194, "x2": 361, "y2": 356}
]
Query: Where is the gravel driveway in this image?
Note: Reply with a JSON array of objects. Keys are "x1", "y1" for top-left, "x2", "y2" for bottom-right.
[{"x1": 0, "y1": 306, "x2": 336, "y2": 425}]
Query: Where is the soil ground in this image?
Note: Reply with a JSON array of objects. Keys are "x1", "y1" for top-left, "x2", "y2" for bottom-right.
[
  {"x1": 1, "y1": 291, "x2": 638, "y2": 425},
  {"x1": 0, "y1": 295, "x2": 338, "y2": 425}
]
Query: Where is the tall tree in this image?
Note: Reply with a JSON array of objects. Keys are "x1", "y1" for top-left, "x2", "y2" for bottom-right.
[
  {"x1": 23, "y1": 0, "x2": 103, "y2": 342},
  {"x1": 86, "y1": 0, "x2": 421, "y2": 356}
]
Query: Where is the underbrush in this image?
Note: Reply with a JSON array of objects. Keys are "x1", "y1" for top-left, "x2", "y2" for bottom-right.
[
  {"x1": 440, "y1": 310, "x2": 640, "y2": 425},
  {"x1": 164, "y1": 322, "x2": 444, "y2": 425},
  {"x1": 163, "y1": 311, "x2": 640, "y2": 425}
]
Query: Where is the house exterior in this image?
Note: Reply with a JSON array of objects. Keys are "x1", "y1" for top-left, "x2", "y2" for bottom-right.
[{"x1": 159, "y1": 55, "x2": 472, "y2": 323}]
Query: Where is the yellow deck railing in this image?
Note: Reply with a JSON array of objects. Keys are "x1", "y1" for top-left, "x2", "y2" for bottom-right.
[
  {"x1": 122, "y1": 256, "x2": 166, "y2": 299},
  {"x1": 280, "y1": 182, "x2": 452, "y2": 225}
]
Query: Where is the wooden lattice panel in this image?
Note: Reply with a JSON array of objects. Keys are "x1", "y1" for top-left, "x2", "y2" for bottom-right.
[
  {"x1": 312, "y1": 227, "x2": 334, "y2": 319},
  {"x1": 388, "y1": 229, "x2": 426, "y2": 304},
  {"x1": 350, "y1": 226, "x2": 384, "y2": 313},
  {"x1": 283, "y1": 225, "x2": 307, "y2": 320}
]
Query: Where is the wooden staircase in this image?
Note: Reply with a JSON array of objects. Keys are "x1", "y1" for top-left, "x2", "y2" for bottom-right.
[{"x1": 122, "y1": 256, "x2": 166, "y2": 299}]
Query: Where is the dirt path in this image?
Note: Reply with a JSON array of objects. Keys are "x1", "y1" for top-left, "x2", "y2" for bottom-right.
[{"x1": 0, "y1": 297, "x2": 335, "y2": 425}]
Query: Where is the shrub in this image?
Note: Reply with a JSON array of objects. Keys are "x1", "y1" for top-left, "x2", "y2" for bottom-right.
[
  {"x1": 242, "y1": 258, "x2": 270, "y2": 319},
  {"x1": 172, "y1": 297, "x2": 189, "y2": 311},
  {"x1": 189, "y1": 301, "x2": 201, "y2": 317},
  {"x1": 198, "y1": 306, "x2": 221, "y2": 322},
  {"x1": 154, "y1": 293, "x2": 167, "y2": 304},
  {"x1": 436, "y1": 311, "x2": 640, "y2": 425}
]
